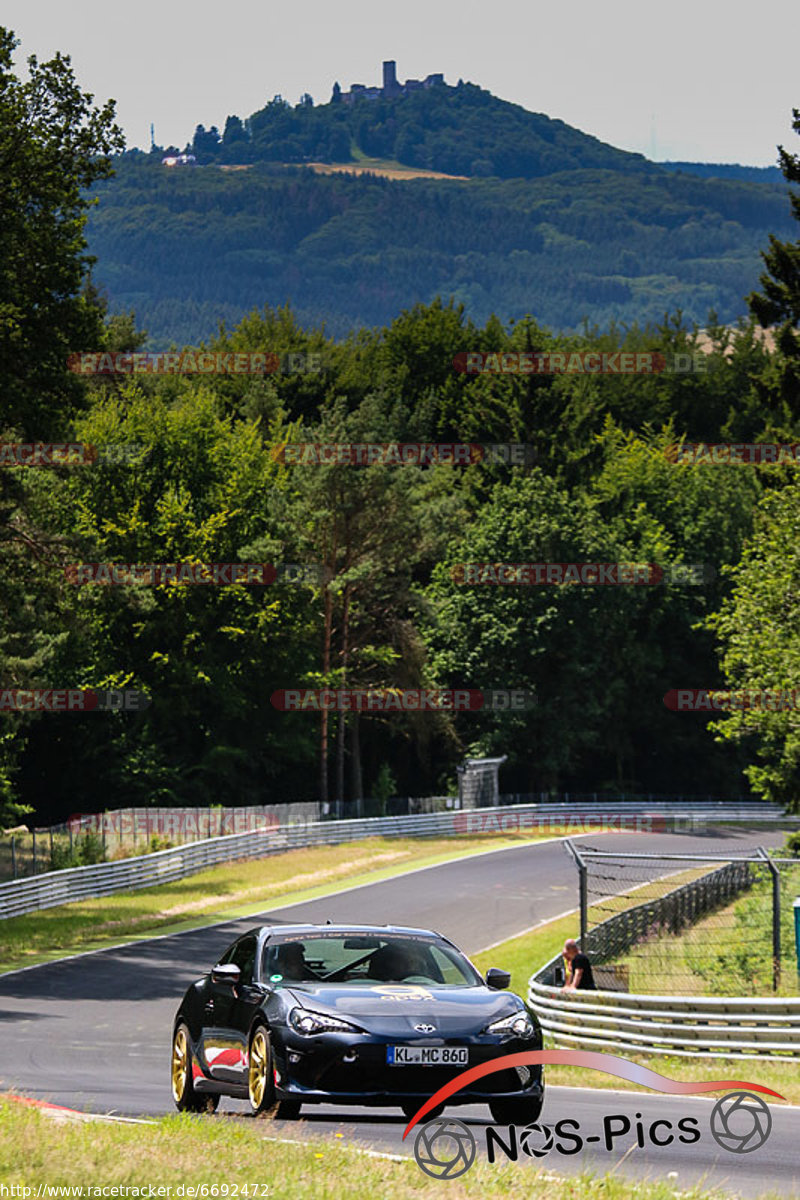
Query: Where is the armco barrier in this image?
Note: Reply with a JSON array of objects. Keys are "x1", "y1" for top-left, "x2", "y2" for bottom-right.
[
  {"x1": 528, "y1": 973, "x2": 800, "y2": 1060},
  {"x1": 0, "y1": 800, "x2": 791, "y2": 921}
]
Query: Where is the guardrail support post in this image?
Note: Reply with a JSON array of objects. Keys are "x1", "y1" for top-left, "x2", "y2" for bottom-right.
[
  {"x1": 32, "y1": 829, "x2": 36, "y2": 875},
  {"x1": 11, "y1": 835, "x2": 16, "y2": 879}
]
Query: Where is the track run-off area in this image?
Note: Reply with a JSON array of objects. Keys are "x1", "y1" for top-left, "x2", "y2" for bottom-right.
[{"x1": 1, "y1": 827, "x2": 797, "y2": 1197}]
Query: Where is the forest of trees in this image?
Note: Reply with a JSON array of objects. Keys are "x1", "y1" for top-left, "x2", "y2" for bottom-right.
[
  {"x1": 86, "y1": 159, "x2": 794, "y2": 347},
  {"x1": 2, "y1": 28, "x2": 800, "y2": 828}
]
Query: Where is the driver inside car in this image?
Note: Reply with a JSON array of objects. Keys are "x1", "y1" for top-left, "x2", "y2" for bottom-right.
[
  {"x1": 368, "y1": 943, "x2": 419, "y2": 980},
  {"x1": 274, "y1": 941, "x2": 319, "y2": 981}
]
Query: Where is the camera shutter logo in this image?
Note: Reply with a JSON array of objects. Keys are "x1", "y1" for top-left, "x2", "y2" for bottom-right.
[
  {"x1": 710, "y1": 1092, "x2": 772, "y2": 1154},
  {"x1": 519, "y1": 1122, "x2": 555, "y2": 1158},
  {"x1": 413, "y1": 1118, "x2": 477, "y2": 1179}
]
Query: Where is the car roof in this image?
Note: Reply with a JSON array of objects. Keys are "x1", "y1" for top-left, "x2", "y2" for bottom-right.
[{"x1": 242, "y1": 923, "x2": 449, "y2": 941}]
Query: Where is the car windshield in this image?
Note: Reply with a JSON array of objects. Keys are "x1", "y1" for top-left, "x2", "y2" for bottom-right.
[{"x1": 261, "y1": 934, "x2": 480, "y2": 986}]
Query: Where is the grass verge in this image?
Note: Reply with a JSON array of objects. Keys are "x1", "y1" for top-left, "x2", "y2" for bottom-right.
[
  {"x1": 0, "y1": 829, "x2": 562, "y2": 974},
  {"x1": 0, "y1": 1098, "x2": 763, "y2": 1199},
  {"x1": 471, "y1": 915, "x2": 800, "y2": 1105}
]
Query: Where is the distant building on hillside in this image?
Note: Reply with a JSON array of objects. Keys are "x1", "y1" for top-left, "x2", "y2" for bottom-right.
[
  {"x1": 162, "y1": 153, "x2": 196, "y2": 167},
  {"x1": 336, "y1": 61, "x2": 445, "y2": 104}
]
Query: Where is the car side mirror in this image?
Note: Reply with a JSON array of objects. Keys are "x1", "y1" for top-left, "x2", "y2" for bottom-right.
[
  {"x1": 211, "y1": 963, "x2": 241, "y2": 986},
  {"x1": 485, "y1": 967, "x2": 511, "y2": 990}
]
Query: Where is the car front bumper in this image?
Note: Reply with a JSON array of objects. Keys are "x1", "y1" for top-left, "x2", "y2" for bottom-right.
[{"x1": 272, "y1": 1029, "x2": 544, "y2": 1106}]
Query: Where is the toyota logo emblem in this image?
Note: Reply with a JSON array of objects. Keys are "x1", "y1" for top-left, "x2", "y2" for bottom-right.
[{"x1": 414, "y1": 1023, "x2": 436, "y2": 1033}]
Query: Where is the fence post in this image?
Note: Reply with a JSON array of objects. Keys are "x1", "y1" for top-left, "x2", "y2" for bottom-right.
[
  {"x1": 32, "y1": 828, "x2": 36, "y2": 875},
  {"x1": 563, "y1": 839, "x2": 588, "y2": 948},
  {"x1": 757, "y1": 847, "x2": 781, "y2": 991},
  {"x1": 11, "y1": 835, "x2": 16, "y2": 879}
]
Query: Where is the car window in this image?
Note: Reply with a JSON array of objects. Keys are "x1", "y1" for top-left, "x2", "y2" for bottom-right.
[
  {"x1": 428, "y1": 944, "x2": 475, "y2": 985},
  {"x1": 261, "y1": 935, "x2": 479, "y2": 985},
  {"x1": 229, "y1": 934, "x2": 257, "y2": 985}
]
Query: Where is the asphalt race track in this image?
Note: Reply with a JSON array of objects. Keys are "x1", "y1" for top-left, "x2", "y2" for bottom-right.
[{"x1": 1, "y1": 827, "x2": 797, "y2": 1197}]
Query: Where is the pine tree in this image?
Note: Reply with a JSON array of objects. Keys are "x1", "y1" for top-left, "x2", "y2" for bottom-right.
[{"x1": 748, "y1": 108, "x2": 800, "y2": 409}]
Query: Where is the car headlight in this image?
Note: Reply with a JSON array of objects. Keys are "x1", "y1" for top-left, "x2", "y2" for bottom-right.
[
  {"x1": 485, "y1": 1010, "x2": 536, "y2": 1039},
  {"x1": 288, "y1": 1007, "x2": 365, "y2": 1036}
]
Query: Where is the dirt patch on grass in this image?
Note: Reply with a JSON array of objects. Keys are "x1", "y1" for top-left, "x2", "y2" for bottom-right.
[
  {"x1": 87, "y1": 850, "x2": 410, "y2": 934},
  {"x1": 301, "y1": 161, "x2": 470, "y2": 181}
]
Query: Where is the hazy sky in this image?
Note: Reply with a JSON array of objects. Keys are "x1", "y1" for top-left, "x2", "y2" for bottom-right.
[{"x1": 4, "y1": 0, "x2": 798, "y2": 165}]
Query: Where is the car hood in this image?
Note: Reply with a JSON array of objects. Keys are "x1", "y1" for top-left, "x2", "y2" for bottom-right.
[{"x1": 283, "y1": 983, "x2": 521, "y2": 1035}]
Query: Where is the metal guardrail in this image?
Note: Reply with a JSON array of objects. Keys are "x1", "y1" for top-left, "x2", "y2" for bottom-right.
[
  {"x1": 0, "y1": 800, "x2": 793, "y2": 922},
  {"x1": 527, "y1": 859, "x2": 800, "y2": 1060},
  {"x1": 528, "y1": 976, "x2": 800, "y2": 1059}
]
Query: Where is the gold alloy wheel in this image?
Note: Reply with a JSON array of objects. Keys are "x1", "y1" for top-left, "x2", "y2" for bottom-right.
[
  {"x1": 249, "y1": 1028, "x2": 269, "y2": 1109},
  {"x1": 172, "y1": 1026, "x2": 189, "y2": 1102}
]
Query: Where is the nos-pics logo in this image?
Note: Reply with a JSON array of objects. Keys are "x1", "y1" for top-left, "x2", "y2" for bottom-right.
[{"x1": 412, "y1": 1093, "x2": 773, "y2": 1180}]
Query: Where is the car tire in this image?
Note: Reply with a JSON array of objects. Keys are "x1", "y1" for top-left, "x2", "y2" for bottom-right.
[
  {"x1": 248, "y1": 1024, "x2": 276, "y2": 1116},
  {"x1": 489, "y1": 1094, "x2": 544, "y2": 1125},
  {"x1": 401, "y1": 1102, "x2": 445, "y2": 1122},
  {"x1": 171, "y1": 1022, "x2": 219, "y2": 1114}
]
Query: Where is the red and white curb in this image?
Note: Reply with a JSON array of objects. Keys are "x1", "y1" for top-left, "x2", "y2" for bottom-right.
[{"x1": 4, "y1": 1093, "x2": 155, "y2": 1124}]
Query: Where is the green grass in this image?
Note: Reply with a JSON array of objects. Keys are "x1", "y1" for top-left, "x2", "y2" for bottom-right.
[
  {"x1": 0, "y1": 829, "x2": 564, "y2": 974},
  {"x1": 0, "y1": 1098, "x2": 773, "y2": 1199}
]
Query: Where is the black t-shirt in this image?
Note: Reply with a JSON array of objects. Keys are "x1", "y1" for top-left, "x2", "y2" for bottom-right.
[{"x1": 571, "y1": 953, "x2": 596, "y2": 990}]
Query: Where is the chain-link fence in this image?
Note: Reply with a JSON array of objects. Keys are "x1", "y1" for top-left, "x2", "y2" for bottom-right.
[{"x1": 567, "y1": 842, "x2": 800, "y2": 997}]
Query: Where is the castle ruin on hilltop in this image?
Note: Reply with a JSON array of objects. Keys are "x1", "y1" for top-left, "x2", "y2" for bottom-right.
[{"x1": 333, "y1": 61, "x2": 445, "y2": 104}]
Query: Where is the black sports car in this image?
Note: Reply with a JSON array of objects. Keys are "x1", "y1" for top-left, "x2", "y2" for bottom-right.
[{"x1": 171, "y1": 922, "x2": 544, "y2": 1122}]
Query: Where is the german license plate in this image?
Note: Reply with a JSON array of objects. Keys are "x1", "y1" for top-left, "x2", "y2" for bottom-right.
[{"x1": 387, "y1": 1045, "x2": 468, "y2": 1066}]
